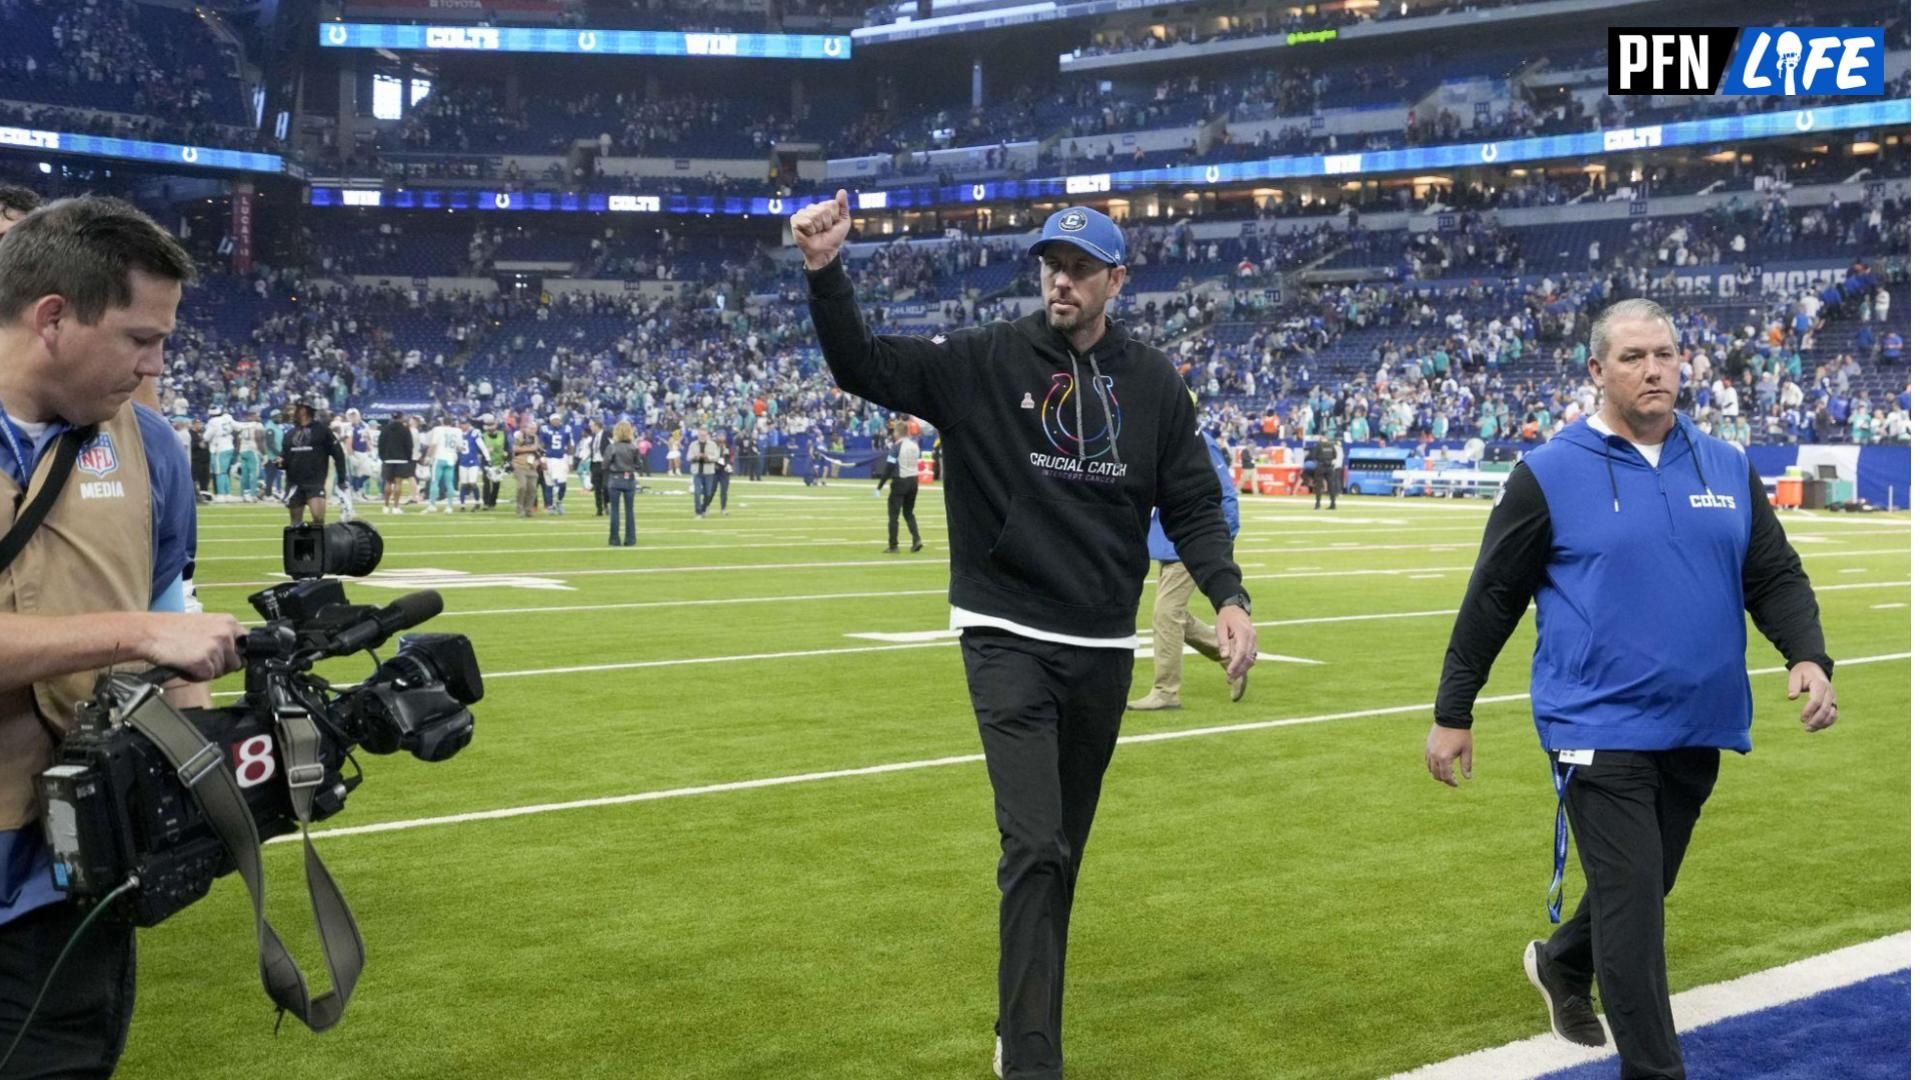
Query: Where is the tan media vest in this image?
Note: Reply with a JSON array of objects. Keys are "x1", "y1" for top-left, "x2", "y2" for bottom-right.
[{"x1": 0, "y1": 404, "x2": 152, "y2": 830}]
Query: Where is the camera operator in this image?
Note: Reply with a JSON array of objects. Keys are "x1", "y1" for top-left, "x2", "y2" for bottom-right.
[
  {"x1": 280, "y1": 399, "x2": 347, "y2": 526},
  {"x1": 0, "y1": 196, "x2": 244, "y2": 1078}
]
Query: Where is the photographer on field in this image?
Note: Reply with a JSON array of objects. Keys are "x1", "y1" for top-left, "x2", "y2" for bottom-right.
[{"x1": 0, "y1": 197, "x2": 244, "y2": 1077}]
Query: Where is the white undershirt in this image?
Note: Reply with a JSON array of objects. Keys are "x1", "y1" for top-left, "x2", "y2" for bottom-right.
[
  {"x1": 11, "y1": 415, "x2": 49, "y2": 446},
  {"x1": 1586, "y1": 415, "x2": 1663, "y2": 468},
  {"x1": 950, "y1": 607, "x2": 1138, "y2": 650}
]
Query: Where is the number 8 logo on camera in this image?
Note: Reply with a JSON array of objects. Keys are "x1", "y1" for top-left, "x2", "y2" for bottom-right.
[{"x1": 232, "y1": 734, "x2": 277, "y2": 788}]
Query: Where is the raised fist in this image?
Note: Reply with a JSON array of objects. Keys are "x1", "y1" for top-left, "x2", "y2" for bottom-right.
[{"x1": 791, "y1": 189, "x2": 852, "y2": 272}]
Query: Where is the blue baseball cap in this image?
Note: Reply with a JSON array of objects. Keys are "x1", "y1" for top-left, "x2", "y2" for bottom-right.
[{"x1": 1028, "y1": 206, "x2": 1126, "y2": 266}]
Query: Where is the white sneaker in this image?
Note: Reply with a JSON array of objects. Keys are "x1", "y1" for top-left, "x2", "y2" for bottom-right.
[{"x1": 992, "y1": 1036, "x2": 1003, "y2": 1079}]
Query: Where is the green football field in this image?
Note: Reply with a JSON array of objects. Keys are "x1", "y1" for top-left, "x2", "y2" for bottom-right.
[{"x1": 114, "y1": 479, "x2": 1909, "y2": 1080}]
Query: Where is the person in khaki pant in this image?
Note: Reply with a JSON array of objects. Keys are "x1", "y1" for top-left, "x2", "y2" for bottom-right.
[
  {"x1": 1129, "y1": 431, "x2": 1247, "y2": 710},
  {"x1": 511, "y1": 416, "x2": 543, "y2": 517}
]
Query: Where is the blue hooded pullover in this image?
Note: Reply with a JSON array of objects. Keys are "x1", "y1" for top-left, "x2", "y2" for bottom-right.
[
  {"x1": 1521, "y1": 413, "x2": 1758, "y2": 753},
  {"x1": 1148, "y1": 438, "x2": 1238, "y2": 560}
]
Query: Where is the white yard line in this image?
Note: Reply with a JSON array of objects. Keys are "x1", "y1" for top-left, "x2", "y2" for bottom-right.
[
  {"x1": 1384, "y1": 933, "x2": 1911, "y2": 1080},
  {"x1": 195, "y1": 538, "x2": 922, "y2": 562},
  {"x1": 266, "y1": 653, "x2": 1908, "y2": 841},
  {"x1": 199, "y1": 560, "x2": 1482, "y2": 591}
]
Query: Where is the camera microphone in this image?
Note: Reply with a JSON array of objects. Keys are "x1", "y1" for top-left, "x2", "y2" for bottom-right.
[{"x1": 326, "y1": 591, "x2": 445, "y2": 656}]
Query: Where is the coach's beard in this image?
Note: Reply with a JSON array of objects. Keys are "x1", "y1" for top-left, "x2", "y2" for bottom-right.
[{"x1": 1046, "y1": 300, "x2": 1102, "y2": 337}]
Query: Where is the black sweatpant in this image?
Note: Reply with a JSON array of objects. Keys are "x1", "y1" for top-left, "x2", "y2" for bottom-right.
[
  {"x1": 961, "y1": 629, "x2": 1133, "y2": 1080},
  {"x1": 887, "y1": 477, "x2": 921, "y2": 548},
  {"x1": 1312, "y1": 467, "x2": 1338, "y2": 508},
  {"x1": 1542, "y1": 748, "x2": 1720, "y2": 1080},
  {"x1": 0, "y1": 902, "x2": 136, "y2": 1079}
]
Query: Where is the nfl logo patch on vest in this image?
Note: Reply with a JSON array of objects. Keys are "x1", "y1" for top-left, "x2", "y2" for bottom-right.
[{"x1": 76, "y1": 433, "x2": 119, "y2": 478}]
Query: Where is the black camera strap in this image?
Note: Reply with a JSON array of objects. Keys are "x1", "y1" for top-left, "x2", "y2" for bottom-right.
[
  {"x1": 121, "y1": 685, "x2": 364, "y2": 1032},
  {"x1": 0, "y1": 425, "x2": 96, "y2": 576}
]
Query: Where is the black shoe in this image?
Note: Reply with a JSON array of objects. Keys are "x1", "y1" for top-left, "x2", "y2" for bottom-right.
[
  {"x1": 1525, "y1": 940, "x2": 1608, "y2": 1047},
  {"x1": 884, "y1": 546, "x2": 899, "y2": 553},
  {"x1": 910, "y1": 541, "x2": 923, "y2": 553}
]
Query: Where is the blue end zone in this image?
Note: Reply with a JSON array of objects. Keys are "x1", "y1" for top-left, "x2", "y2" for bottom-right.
[{"x1": 1541, "y1": 969, "x2": 1910, "y2": 1080}]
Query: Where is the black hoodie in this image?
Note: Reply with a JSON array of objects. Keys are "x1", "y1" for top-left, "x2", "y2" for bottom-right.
[{"x1": 807, "y1": 256, "x2": 1244, "y2": 640}]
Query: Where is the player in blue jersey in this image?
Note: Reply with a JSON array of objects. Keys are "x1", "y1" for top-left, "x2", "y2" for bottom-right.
[
  {"x1": 457, "y1": 417, "x2": 486, "y2": 510},
  {"x1": 541, "y1": 411, "x2": 574, "y2": 514}
]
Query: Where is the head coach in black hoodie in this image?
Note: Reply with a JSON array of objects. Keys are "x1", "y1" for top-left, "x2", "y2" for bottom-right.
[{"x1": 795, "y1": 192, "x2": 1257, "y2": 1080}]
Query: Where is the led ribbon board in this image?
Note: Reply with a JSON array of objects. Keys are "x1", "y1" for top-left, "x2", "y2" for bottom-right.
[
  {"x1": 0, "y1": 127, "x2": 284, "y2": 173},
  {"x1": 318, "y1": 22, "x2": 852, "y2": 59},
  {"x1": 307, "y1": 100, "x2": 1910, "y2": 215},
  {"x1": 1078, "y1": 99, "x2": 1909, "y2": 188}
]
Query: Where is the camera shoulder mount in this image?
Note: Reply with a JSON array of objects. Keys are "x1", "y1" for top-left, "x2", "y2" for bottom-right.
[{"x1": 111, "y1": 674, "x2": 365, "y2": 1032}]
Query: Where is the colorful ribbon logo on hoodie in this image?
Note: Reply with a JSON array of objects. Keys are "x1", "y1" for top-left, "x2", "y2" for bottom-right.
[{"x1": 1040, "y1": 371, "x2": 1122, "y2": 460}]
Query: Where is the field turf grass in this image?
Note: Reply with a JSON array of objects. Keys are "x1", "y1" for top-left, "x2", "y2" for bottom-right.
[{"x1": 115, "y1": 478, "x2": 1908, "y2": 1079}]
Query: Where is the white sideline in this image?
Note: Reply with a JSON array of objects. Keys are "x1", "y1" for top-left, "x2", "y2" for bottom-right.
[
  {"x1": 267, "y1": 653, "x2": 1908, "y2": 843},
  {"x1": 1384, "y1": 932, "x2": 1911, "y2": 1080}
]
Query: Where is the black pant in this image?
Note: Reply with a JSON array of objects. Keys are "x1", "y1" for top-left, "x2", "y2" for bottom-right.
[
  {"x1": 0, "y1": 902, "x2": 136, "y2": 1079},
  {"x1": 482, "y1": 470, "x2": 501, "y2": 509},
  {"x1": 887, "y1": 477, "x2": 921, "y2": 548},
  {"x1": 961, "y1": 630, "x2": 1133, "y2": 1080},
  {"x1": 590, "y1": 463, "x2": 607, "y2": 515},
  {"x1": 1312, "y1": 466, "x2": 1338, "y2": 508},
  {"x1": 1542, "y1": 748, "x2": 1720, "y2": 1080}
]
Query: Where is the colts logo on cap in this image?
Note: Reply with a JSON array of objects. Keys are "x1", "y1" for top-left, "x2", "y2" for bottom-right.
[
  {"x1": 75, "y1": 433, "x2": 118, "y2": 478},
  {"x1": 1058, "y1": 211, "x2": 1088, "y2": 232}
]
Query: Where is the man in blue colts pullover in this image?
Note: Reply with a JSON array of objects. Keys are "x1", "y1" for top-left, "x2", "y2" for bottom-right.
[
  {"x1": 1129, "y1": 427, "x2": 1246, "y2": 710},
  {"x1": 1425, "y1": 299, "x2": 1836, "y2": 1080}
]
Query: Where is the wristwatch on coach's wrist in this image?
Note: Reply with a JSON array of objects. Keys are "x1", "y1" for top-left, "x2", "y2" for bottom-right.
[{"x1": 1220, "y1": 592, "x2": 1252, "y2": 616}]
